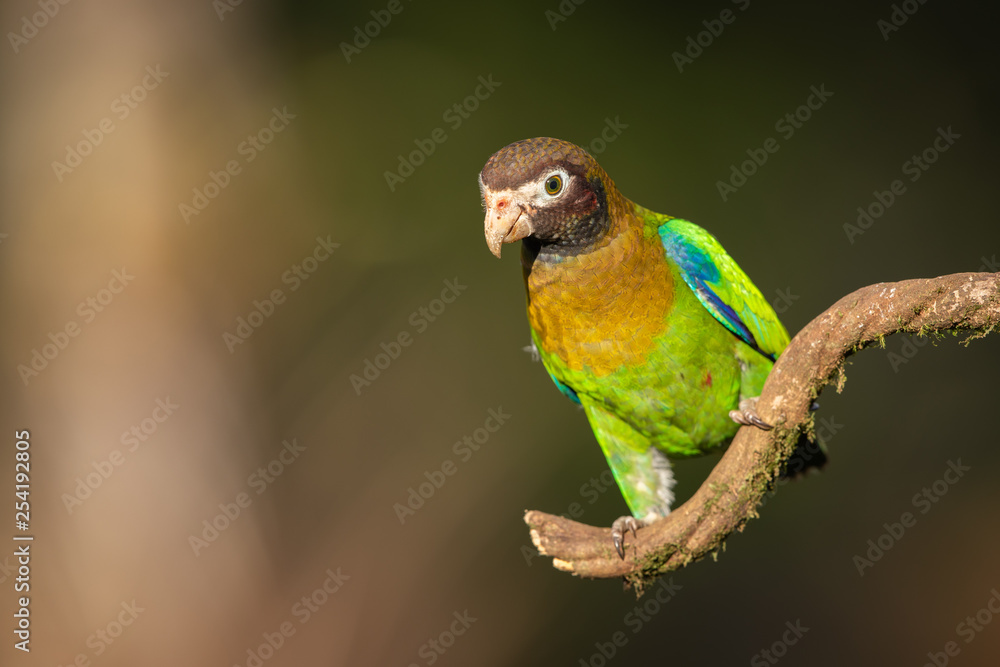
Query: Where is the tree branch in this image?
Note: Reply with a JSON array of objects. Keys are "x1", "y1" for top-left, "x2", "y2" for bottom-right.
[{"x1": 524, "y1": 272, "x2": 1000, "y2": 590}]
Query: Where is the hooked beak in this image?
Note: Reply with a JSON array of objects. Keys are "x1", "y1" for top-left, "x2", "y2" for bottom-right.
[{"x1": 483, "y1": 197, "x2": 533, "y2": 259}]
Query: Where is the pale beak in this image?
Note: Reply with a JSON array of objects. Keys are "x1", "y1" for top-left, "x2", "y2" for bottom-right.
[{"x1": 484, "y1": 199, "x2": 533, "y2": 259}]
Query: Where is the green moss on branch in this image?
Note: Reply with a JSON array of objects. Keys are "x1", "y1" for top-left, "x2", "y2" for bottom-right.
[{"x1": 524, "y1": 272, "x2": 1000, "y2": 590}]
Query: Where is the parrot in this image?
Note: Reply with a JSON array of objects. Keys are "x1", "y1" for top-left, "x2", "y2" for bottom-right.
[{"x1": 478, "y1": 137, "x2": 823, "y2": 558}]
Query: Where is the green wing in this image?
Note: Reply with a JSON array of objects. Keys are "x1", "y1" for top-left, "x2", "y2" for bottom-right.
[{"x1": 657, "y1": 217, "x2": 789, "y2": 359}]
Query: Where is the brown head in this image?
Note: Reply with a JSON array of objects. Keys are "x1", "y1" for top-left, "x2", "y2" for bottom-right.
[{"x1": 478, "y1": 137, "x2": 624, "y2": 258}]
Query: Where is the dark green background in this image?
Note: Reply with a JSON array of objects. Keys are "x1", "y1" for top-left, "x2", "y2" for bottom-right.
[{"x1": 1, "y1": 0, "x2": 998, "y2": 665}]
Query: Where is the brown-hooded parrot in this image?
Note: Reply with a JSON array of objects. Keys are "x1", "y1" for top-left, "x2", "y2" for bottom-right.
[{"x1": 478, "y1": 137, "x2": 823, "y2": 557}]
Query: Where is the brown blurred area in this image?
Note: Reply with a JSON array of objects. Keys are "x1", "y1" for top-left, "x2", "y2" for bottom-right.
[{"x1": 1, "y1": 1, "x2": 999, "y2": 666}]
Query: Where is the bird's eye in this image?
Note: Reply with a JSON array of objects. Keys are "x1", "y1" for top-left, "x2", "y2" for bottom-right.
[{"x1": 544, "y1": 174, "x2": 563, "y2": 196}]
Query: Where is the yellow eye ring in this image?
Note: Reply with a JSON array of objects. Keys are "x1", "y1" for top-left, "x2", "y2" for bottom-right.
[{"x1": 544, "y1": 174, "x2": 563, "y2": 195}]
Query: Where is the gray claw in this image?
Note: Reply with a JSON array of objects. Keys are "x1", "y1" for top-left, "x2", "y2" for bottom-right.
[
  {"x1": 610, "y1": 516, "x2": 644, "y2": 559},
  {"x1": 729, "y1": 397, "x2": 773, "y2": 431}
]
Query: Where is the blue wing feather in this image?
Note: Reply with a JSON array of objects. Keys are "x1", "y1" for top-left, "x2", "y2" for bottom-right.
[{"x1": 657, "y1": 217, "x2": 789, "y2": 359}]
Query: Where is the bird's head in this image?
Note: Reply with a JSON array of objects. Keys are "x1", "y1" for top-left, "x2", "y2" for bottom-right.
[{"x1": 478, "y1": 137, "x2": 619, "y2": 258}]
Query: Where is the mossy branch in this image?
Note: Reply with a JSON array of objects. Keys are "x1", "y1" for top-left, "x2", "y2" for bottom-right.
[{"x1": 524, "y1": 272, "x2": 999, "y2": 590}]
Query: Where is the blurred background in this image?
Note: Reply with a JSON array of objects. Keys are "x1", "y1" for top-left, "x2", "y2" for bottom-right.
[{"x1": 1, "y1": 0, "x2": 999, "y2": 665}]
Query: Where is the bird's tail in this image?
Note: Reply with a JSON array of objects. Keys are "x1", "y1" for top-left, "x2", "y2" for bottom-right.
[{"x1": 779, "y1": 432, "x2": 828, "y2": 479}]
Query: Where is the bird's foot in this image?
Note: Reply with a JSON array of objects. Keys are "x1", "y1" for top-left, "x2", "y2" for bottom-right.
[
  {"x1": 610, "y1": 515, "x2": 646, "y2": 559},
  {"x1": 729, "y1": 397, "x2": 773, "y2": 431}
]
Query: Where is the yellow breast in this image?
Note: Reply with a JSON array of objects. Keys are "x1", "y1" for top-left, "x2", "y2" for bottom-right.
[{"x1": 523, "y1": 217, "x2": 674, "y2": 377}]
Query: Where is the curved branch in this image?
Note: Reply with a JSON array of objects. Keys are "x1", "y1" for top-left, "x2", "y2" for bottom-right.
[{"x1": 524, "y1": 272, "x2": 1000, "y2": 590}]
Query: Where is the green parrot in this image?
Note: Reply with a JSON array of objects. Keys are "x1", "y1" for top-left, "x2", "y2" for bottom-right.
[{"x1": 478, "y1": 137, "x2": 822, "y2": 557}]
